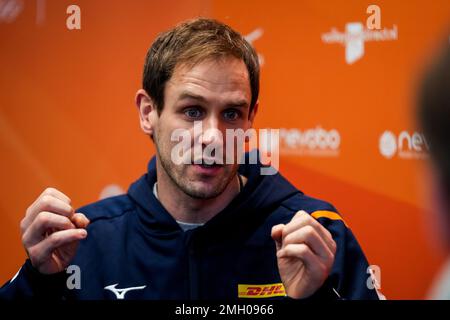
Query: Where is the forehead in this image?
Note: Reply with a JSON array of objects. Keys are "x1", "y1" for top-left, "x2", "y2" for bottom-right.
[{"x1": 166, "y1": 57, "x2": 251, "y2": 103}]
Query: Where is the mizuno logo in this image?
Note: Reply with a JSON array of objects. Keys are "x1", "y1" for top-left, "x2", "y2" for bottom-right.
[{"x1": 104, "y1": 283, "x2": 147, "y2": 299}]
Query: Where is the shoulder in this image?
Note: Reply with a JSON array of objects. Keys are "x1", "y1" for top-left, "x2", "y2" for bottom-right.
[
  {"x1": 76, "y1": 194, "x2": 136, "y2": 224},
  {"x1": 276, "y1": 193, "x2": 347, "y2": 228},
  {"x1": 281, "y1": 192, "x2": 338, "y2": 214}
]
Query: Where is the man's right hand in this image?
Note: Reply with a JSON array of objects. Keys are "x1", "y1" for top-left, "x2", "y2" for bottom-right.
[{"x1": 20, "y1": 188, "x2": 90, "y2": 275}]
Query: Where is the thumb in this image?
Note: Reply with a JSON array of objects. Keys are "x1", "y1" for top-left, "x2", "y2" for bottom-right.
[
  {"x1": 271, "y1": 224, "x2": 284, "y2": 251},
  {"x1": 71, "y1": 213, "x2": 90, "y2": 229}
]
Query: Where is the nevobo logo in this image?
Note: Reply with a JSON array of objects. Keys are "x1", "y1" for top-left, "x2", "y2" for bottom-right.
[
  {"x1": 279, "y1": 126, "x2": 341, "y2": 157},
  {"x1": 379, "y1": 130, "x2": 429, "y2": 159}
]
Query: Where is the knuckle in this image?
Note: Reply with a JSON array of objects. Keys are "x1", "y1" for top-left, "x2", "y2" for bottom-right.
[
  {"x1": 44, "y1": 187, "x2": 56, "y2": 195},
  {"x1": 329, "y1": 253, "x2": 336, "y2": 266},
  {"x1": 295, "y1": 210, "x2": 306, "y2": 219},
  {"x1": 331, "y1": 240, "x2": 337, "y2": 253},
  {"x1": 40, "y1": 195, "x2": 53, "y2": 208},
  {"x1": 48, "y1": 232, "x2": 62, "y2": 247},
  {"x1": 303, "y1": 225, "x2": 315, "y2": 237},
  {"x1": 287, "y1": 243, "x2": 306, "y2": 256},
  {"x1": 299, "y1": 214, "x2": 310, "y2": 225},
  {"x1": 21, "y1": 233, "x2": 28, "y2": 247},
  {"x1": 27, "y1": 246, "x2": 36, "y2": 260},
  {"x1": 283, "y1": 233, "x2": 292, "y2": 244},
  {"x1": 25, "y1": 205, "x2": 33, "y2": 217},
  {"x1": 297, "y1": 210, "x2": 308, "y2": 216},
  {"x1": 63, "y1": 217, "x2": 74, "y2": 229},
  {"x1": 36, "y1": 211, "x2": 51, "y2": 225},
  {"x1": 281, "y1": 226, "x2": 288, "y2": 239},
  {"x1": 271, "y1": 225, "x2": 277, "y2": 234},
  {"x1": 298, "y1": 243, "x2": 309, "y2": 254},
  {"x1": 329, "y1": 232, "x2": 335, "y2": 243},
  {"x1": 283, "y1": 244, "x2": 294, "y2": 255},
  {"x1": 19, "y1": 218, "x2": 27, "y2": 234}
]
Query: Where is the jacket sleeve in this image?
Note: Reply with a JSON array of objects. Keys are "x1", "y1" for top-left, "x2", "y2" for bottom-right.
[
  {"x1": 313, "y1": 211, "x2": 381, "y2": 300},
  {"x1": 0, "y1": 259, "x2": 68, "y2": 300}
]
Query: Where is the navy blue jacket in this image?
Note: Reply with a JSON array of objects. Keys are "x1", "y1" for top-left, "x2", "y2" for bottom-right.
[{"x1": 0, "y1": 157, "x2": 379, "y2": 300}]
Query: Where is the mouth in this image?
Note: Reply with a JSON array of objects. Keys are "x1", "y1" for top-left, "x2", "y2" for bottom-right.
[
  {"x1": 193, "y1": 158, "x2": 224, "y2": 166},
  {"x1": 192, "y1": 162, "x2": 224, "y2": 175}
]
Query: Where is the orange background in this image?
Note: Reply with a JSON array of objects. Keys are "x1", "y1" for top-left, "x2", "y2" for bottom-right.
[{"x1": 1, "y1": 0, "x2": 449, "y2": 299}]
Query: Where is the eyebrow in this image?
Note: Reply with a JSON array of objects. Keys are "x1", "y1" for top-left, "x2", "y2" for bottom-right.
[
  {"x1": 177, "y1": 91, "x2": 249, "y2": 109},
  {"x1": 178, "y1": 91, "x2": 207, "y2": 102}
]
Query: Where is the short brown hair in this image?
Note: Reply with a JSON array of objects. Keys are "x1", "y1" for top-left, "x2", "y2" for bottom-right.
[{"x1": 142, "y1": 18, "x2": 260, "y2": 114}]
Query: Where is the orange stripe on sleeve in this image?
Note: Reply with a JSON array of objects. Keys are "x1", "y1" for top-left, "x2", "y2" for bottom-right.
[{"x1": 311, "y1": 210, "x2": 348, "y2": 228}]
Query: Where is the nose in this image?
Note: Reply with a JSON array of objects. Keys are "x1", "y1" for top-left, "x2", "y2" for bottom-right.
[{"x1": 200, "y1": 116, "x2": 223, "y2": 146}]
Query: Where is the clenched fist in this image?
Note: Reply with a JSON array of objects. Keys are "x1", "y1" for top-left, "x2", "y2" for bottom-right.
[
  {"x1": 20, "y1": 188, "x2": 89, "y2": 274},
  {"x1": 271, "y1": 210, "x2": 337, "y2": 299}
]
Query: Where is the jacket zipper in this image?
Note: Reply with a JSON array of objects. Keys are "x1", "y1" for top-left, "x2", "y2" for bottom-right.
[{"x1": 188, "y1": 234, "x2": 200, "y2": 299}]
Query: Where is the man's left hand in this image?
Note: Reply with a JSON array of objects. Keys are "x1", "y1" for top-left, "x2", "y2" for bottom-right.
[{"x1": 271, "y1": 210, "x2": 337, "y2": 299}]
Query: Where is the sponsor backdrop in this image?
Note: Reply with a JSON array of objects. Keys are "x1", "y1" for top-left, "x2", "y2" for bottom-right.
[{"x1": 0, "y1": 0, "x2": 449, "y2": 299}]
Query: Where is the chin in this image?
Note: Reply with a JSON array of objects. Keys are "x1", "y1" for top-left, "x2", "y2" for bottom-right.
[
  {"x1": 184, "y1": 188, "x2": 221, "y2": 200},
  {"x1": 183, "y1": 176, "x2": 232, "y2": 199},
  {"x1": 186, "y1": 182, "x2": 222, "y2": 199}
]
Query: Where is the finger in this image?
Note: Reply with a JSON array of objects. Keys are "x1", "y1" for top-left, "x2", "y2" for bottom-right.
[
  {"x1": 22, "y1": 212, "x2": 76, "y2": 247},
  {"x1": 23, "y1": 195, "x2": 74, "y2": 232},
  {"x1": 26, "y1": 187, "x2": 72, "y2": 219},
  {"x1": 290, "y1": 210, "x2": 309, "y2": 222},
  {"x1": 282, "y1": 225, "x2": 334, "y2": 262},
  {"x1": 27, "y1": 188, "x2": 72, "y2": 213},
  {"x1": 277, "y1": 243, "x2": 328, "y2": 276},
  {"x1": 28, "y1": 228, "x2": 87, "y2": 268},
  {"x1": 283, "y1": 211, "x2": 335, "y2": 253},
  {"x1": 71, "y1": 213, "x2": 90, "y2": 229},
  {"x1": 32, "y1": 194, "x2": 74, "y2": 218},
  {"x1": 40, "y1": 187, "x2": 72, "y2": 204},
  {"x1": 271, "y1": 224, "x2": 284, "y2": 251},
  {"x1": 282, "y1": 211, "x2": 313, "y2": 236},
  {"x1": 283, "y1": 218, "x2": 336, "y2": 256}
]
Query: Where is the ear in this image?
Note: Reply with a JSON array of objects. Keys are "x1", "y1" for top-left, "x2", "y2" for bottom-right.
[{"x1": 135, "y1": 89, "x2": 157, "y2": 137}]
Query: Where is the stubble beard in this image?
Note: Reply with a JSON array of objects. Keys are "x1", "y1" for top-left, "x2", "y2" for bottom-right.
[{"x1": 154, "y1": 133, "x2": 239, "y2": 200}]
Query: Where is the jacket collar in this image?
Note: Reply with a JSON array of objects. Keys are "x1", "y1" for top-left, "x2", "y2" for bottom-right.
[{"x1": 127, "y1": 153, "x2": 300, "y2": 238}]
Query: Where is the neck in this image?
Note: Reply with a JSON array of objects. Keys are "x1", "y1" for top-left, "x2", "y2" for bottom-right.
[{"x1": 155, "y1": 161, "x2": 243, "y2": 224}]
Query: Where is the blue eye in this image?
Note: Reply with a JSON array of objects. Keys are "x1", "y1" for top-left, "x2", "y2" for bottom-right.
[
  {"x1": 223, "y1": 109, "x2": 239, "y2": 121},
  {"x1": 184, "y1": 108, "x2": 203, "y2": 119}
]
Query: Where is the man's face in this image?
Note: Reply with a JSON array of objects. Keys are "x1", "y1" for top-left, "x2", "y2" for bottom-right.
[{"x1": 151, "y1": 57, "x2": 255, "y2": 199}]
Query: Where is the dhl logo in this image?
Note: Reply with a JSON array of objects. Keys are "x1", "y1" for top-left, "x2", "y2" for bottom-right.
[{"x1": 238, "y1": 283, "x2": 286, "y2": 298}]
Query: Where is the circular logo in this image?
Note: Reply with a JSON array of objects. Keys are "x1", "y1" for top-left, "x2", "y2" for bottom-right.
[{"x1": 379, "y1": 131, "x2": 397, "y2": 159}]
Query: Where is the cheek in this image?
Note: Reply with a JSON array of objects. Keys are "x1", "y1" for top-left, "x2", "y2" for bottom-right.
[
  {"x1": 155, "y1": 117, "x2": 177, "y2": 144},
  {"x1": 224, "y1": 136, "x2": 246, "y2": 157},
  {"x1": 157, "y1": 125, "x2": 196, "y2": 164},
  {"x1": 154, "y1": 126, "x2": 175, "y2": 155}
]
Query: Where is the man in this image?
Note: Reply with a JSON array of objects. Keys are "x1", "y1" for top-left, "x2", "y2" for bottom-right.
[
  {"x1": 418, "y1": 44, "x2": 450, "y2": 299},
  {"x1": 0, "y1": 18, "x2": 378, "y2": 300}
]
